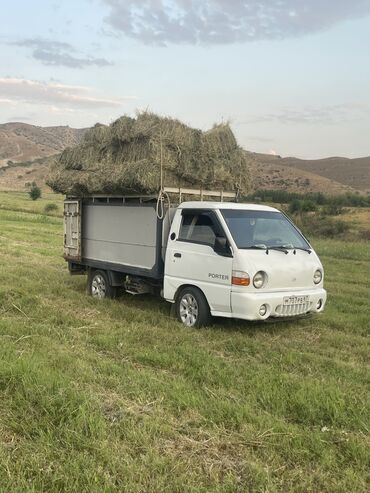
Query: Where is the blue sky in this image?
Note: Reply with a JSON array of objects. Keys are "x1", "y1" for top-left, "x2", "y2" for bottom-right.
[{"x1": 1, "y1": 0, "x2": 370, "y2": 158}]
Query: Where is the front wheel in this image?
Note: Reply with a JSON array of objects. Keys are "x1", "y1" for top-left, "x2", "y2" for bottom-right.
[
  {"x1": 88, "y1": 270, "x2": 116, "y2": 299},
  {"x1": 176, "y1": 287, "x2": 211, "y2": 328}
]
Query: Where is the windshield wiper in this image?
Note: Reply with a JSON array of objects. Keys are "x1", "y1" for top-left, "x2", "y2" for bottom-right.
[
  {"x1": 281, "y1": 244, "x2": 312, "y2": 254},
  {"x1": 268, "y1": 246, "x2": 289, "y2": 255},
  {"x1": 293, "y1": 246, "x2": 312, "y2": 254},
  {"x1": 243, "y1": 244, "x2": 288, "y2": 255}
]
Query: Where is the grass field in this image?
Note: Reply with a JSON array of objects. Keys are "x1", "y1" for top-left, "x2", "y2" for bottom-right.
[
  {"x1": 0, "y1": 192, "x2": 369, "y2": 492},
  {"x1": 340, "y1": 207, "x2": 370, "y2": 236}
]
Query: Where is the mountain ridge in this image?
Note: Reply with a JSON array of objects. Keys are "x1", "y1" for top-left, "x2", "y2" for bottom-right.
[
  {"x1": 250, "y1": 152, "x2": 370, "y2": 193},
  {"x1": 0, "y1": 122, "x2": 87, "y2": 168},
  {"x1": 0, "y1": 122, "x2": 369, "y2": 194}
]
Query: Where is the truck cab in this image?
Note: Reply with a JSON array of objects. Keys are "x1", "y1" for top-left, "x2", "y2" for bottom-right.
[{"x1": 164, "y1": 202, "x2": 326, "y2": 327}]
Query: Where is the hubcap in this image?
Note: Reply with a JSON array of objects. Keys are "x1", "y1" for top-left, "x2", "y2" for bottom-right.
[
  {"x1": 179, "y1": 294, "x2": 199, "y2": 327},
  {"x1": 91, "y1": 274, "x2": 106, "y2": 299}
]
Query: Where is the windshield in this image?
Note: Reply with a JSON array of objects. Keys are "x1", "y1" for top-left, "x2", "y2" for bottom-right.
[{"x1": 220, "y1": 210, "x2": 310, "y2": 250}]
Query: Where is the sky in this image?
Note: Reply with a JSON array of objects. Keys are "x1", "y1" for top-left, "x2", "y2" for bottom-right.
[{"x1": 1, "y1": 0, "x2": 370, "y2": 159}]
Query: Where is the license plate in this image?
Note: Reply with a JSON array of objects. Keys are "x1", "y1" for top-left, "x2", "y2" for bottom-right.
[{"x1": 283, "y1": 295, "x2": 309, "y2": 305}]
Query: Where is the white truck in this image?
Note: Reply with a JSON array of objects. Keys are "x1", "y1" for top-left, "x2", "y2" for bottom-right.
[{"x1": 64, "y1": 191, "x2": 326, "y2": 327}]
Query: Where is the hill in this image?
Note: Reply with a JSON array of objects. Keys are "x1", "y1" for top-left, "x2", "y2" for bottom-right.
[
  {"x1": 0, "y1": 122, "x2": 87, "y2": 168},
  {"x1": 251, "y1": 153, "x2": 370, "y2": 194},
  {"x1": 0, "y1": 156, "x2": 55, "y2": 191},
  {"x1": 283, "y1": 156, "x2": 370, "y2": 192},
  {"x1": 0, "y1": 121, "x2": 369, "y2": 195}
]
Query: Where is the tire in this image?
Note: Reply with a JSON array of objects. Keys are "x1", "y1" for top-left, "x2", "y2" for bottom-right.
[
  {"x1": 176, "y1": 287, "x2": 211, "y2": 328},
  {"x1": 88, "y1": 270, "x2": 117, "y2": 299}
]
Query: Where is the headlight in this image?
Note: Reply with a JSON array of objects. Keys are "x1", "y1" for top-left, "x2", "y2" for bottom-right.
[
  {"x1": 253, "y1": 271, "x2": 267, "y2": 289},
  {"x1": 313, "y1": 269, "x2": 323, "y2": 284}
]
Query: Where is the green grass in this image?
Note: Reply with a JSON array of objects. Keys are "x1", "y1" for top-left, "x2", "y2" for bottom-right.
[
  {"x1": 0, "y1": 190, "x2": 64, "y2": 217},
  {"x1": 0, "y1": 192, "x2": 369, "y2": 492}
]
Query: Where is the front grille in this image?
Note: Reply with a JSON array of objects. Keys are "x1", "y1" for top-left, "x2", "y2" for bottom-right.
[{"x1": 274, "y1": 302, "x2": 312, "y2": 317}]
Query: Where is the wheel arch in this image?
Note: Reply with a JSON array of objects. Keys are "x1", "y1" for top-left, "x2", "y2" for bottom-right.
[
  {"x1": 174, "y1": 284, "x2": 212, "y2": 327},
  {"x1": 87, "y1": 267, "x2": 124, "y2": 287},
  {"x1": 174, "y1": 284, "x2": 211, "y2": 309}
]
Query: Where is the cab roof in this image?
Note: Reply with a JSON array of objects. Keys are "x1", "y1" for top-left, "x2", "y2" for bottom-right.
[{"x1": 179, "y1": 201, "x2": 280, "y2": 213}]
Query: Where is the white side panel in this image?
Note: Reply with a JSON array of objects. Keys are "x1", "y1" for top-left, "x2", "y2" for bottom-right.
[
  {"x1": 164, "y1": 210, "x2": 233, "y2": 312},
  {"x1": 82, "y1": 205, "x2": 158, "y2": 270}
]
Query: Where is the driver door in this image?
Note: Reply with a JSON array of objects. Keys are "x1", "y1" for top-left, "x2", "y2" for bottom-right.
[{"x1": 165, "y1": 209, "x2": 233, "y2": 314}]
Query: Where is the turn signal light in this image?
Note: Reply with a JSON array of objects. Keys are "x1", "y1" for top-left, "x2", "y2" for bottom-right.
[{"x1": 232, "y1": 271, "x2": 250, "y2": 286}]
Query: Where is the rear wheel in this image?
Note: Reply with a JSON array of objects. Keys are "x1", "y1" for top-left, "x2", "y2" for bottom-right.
[
  {"x1": 88, "y1": 270, "x2": 116, "y2": 299},
  {"x1": 176, "y1": 287, "x2": 211, "y2": 328}
]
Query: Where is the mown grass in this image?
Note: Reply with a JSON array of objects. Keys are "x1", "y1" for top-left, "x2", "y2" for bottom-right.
[{"x1": 0, "y1": 192, "x2": 369, "y2": 492}]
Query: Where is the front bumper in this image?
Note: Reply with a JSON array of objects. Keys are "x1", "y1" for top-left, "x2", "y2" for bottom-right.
[{"x1": 231, "y1": 288, "x2": 327, "y2": 321}]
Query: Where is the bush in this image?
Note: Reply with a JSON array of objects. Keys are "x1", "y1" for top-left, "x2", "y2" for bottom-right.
[
  {"x1": 315, "y1": 217, "x2": 349, "y2": 238},
  {"x1": 245, "y1": 189, "x2": 370, "y2": 208},
  {"x1": 289, "y1": 199, "x2": 301, "y2": 214},
  {"x1": 359, "y1": 229, "x2": 370, "y2": 241},
  {"x1": 288, "y1": 199, "x2": 316, "y2": 214},
  {"x1": 44, "y1": 203, "x2": 58, "y2": 213},
  {"x1": 296, "y1": 214, "x2": 350, "y2": 239},
  {"x1": 29, "y1": 183, "x2": 41, "y2": 201},
  {"x1": 301, "y1": 200, "x2": 317, "y2": 212},
  {"x1": 322, "y1": 204, "x2": 343, "y2": 216}
]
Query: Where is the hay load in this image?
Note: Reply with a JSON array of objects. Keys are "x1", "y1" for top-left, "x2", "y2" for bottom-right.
[{"x1": 47, "y1": 112, "x2": 251, "y2": 196}]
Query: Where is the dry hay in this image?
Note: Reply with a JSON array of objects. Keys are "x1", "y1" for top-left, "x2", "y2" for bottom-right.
[{"x1": 47, "y1": 112, "x2": 252, "y2": 196}]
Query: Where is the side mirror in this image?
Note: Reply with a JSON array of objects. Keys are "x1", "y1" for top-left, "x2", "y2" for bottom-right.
[{"x1": 214, "y1": 237, "x2": 232, "y2": 257}]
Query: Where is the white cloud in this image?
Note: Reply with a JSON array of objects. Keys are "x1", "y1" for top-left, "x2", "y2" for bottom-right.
[
  {"x1": 0, "y1": 78, "x2": 133, "y2": 109},
  {"x1": 0, "y1": 98, "x2": 16, "y2": 105},
  {"x1": 238, "y1": 103, "x2": 370, "y2": 126},
  {"x1": 12, "y1": 38, "x2": 112, "y2": 68},
  {"x1": 101, "y1": 0, "x2": 370, "y2": 45}
]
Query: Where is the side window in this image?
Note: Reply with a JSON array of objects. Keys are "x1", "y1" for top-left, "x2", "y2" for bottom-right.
[{"x1": 179, "y1": 212, "x2": 220, "y2": 246}]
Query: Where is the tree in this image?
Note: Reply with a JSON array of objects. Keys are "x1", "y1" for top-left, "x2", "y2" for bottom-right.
[
  {"x1": 288, "y1": 199, "x2": 302, "y2": 214},
  {"x1": 29, "y1": 182, "x2": 41, "y2": 201},
  {"x1": 301, "y1": 199, "x2": 317, "y2": 212}
]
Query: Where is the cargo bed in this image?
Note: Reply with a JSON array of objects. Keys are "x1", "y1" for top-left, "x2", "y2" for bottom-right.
[{"x1": 64, "y1": 196, "x2": 167, "y2": 280}]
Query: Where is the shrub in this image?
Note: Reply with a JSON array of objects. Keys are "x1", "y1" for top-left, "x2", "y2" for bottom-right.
[
  {"x1": 245, "y1": 189, "x2": 370, "y2": 208},
  {"x1": 29, "y1": 183, "x2": 41, "y2": 201},
  {"x1": 288, "y1": 199, "x2": 316, "y2": 214},
  {"x1": 289, "y1": 199, "x2": 302, "y2": 214},
  {"x1": 322, "y1": 204, "x2": 343, "y2": 216},
  {"x1": 315, "y1": 217, "x2": 349, "y2": 238},
  {"x1": 300, "y1": 200, "x2": 317, "y2": 212},
  {"x1": 296, "y1": 214, "x2": 350, "y2": 239},
  {"x1": 359, "y1": 229, "x2": 370, "y2": 241},
  {"x1": 44, "y1": 203, "x2": 58, "y2": 213}
]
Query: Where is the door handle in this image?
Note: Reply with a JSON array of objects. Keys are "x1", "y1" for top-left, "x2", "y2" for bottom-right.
[{"x1": 174, "y1": 253, "x2": 182, "y2": 258}]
